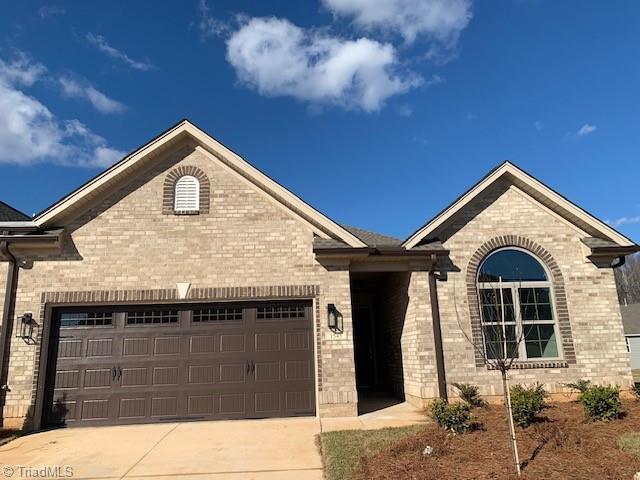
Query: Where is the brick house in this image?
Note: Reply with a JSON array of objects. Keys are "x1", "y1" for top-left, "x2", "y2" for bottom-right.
[{"x1": 0, "y1": 119, "x2": 637, "y2": 430}]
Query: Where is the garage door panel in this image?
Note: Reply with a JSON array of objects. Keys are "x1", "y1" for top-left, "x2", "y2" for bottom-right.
[
  {"x1": 119, "y1": 397, "x2": 147, "y2": 418},
  {"x1": 54, "y1": 370, "x2": 80, "y2": 390},
  {"x1": 123, "y1": 337, "x2": 151, "y2": 356},
  {"x1": 284, "y1": 331, "x2": 311, "y2": 350},
  {"x1": 86, "y1": 338, "x2": 113, "y2": 357},
  {"x1": 189, "y1": 335, "x2": 216, "y2": 354},
  {"x1": 152, "y1": 366, "x2": 179, "y2": 385},
  {"x1": 285, "y1": 391, "x2": 313, "y2": 412},
  {"x1": 46, "y1": 301, "x2": 315, "y2": 426},
  {"x1": 51, "y1": 399, "x2": 77, "y2": 423},
  {"x1": 151, "y1": 396, "x2": 178, "y2": 417},
  {"x1": 218, "y1": 393, "x2": 246, "y2": 416},
  {"x1": 219, "y1": 363, "x2": 247, "y2": 383},
  {"x1": 219, "y1": 334, "x2": 246, "y2": 353},
  {"x1": 121, "y1": 367, "x2": 148, "y2": 387},
  {"x1": 84, "y1": 368, "x2": 113, "y2": 388},
  {"x1": 254, "y1": 362, "x2": 281, "y2": 382},
  {"x1": 255, "y1": 332, "x2": 280, "y2": 351},
  {"x1": 58, "y1": 339, "x2": 83, "y2": 358},
  {"x1": 154, "y1": 336, "x2": 181, "y2": 355},
  {"x1": 285, "y1": 360, "x2": 311, "y2": 380},
  {"x1": 188, "y1": 364, "x2": 216, "y2": 384},
  {"x1": 187, "y1": 395, "x2": 215, "y2": 415},
  {"x1": 254, "y1": 392, "x2": 280, "y2": 413},
  {"x1": 81, "y1": 399, "x2": 110, "y2": 420}
]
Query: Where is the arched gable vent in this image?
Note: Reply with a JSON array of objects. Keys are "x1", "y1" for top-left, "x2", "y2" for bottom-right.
[
  {"x1": 162, "y1": 165, "x2": 210, "y2": 214},
  {"x1": 174, "y1": 176, "x2": 200, "y2": 212}
]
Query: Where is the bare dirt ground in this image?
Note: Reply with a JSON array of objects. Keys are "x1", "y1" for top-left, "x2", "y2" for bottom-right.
[{"x1": 358, "y1": 400, "x2": 640, "y2": 480}]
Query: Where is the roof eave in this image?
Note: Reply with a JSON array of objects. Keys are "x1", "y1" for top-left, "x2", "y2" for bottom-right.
[{"x1": 313, "y1": 246, "x2": 450, "y2": 257}]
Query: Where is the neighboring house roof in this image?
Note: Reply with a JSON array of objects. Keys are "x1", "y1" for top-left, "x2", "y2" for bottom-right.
[
  {"x1": 402, "y1": 161, "x2": 638, "y2": 250},
  {"x1": 622, "y1": 304, "x2": 640, "y2": 336},
  {"x1": 0, "y1": 201, "x2": 30, "y2": 222},
  {"x1": 31, "y1": 119, "x2": 366, "y2": 248}
]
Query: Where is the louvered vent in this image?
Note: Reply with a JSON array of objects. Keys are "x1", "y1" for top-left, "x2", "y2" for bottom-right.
[{"x1": 174, "y1": 175, "x2": 200, "y2": 212}]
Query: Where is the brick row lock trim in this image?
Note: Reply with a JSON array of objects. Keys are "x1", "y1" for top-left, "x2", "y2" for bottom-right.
[{"x1": 466, "y1": 235, "x2": 576, "y2": 369}]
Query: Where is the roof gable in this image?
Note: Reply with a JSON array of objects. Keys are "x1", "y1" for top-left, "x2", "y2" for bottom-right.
[
  {"x1": 403, "y1": 161, "x2": 637, "y2": 249},
  {"x1": 34, "y1": 119, "x2": 366, "y2": 248}
]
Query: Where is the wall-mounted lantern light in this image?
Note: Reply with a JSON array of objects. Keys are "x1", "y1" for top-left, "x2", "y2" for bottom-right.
[
  {"x1": 327, "y1": 304, "x2": 343, "y2": 333},
  {"x1": 16, "y1": 313, "x2": 35, "y2": 343}
]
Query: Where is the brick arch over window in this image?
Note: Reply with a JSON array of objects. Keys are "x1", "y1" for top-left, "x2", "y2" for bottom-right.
[
  {"x1": 466, "y1": 235, "x2": 576, "y2": 368},
  {"x1": 162, "y1": 165, "x2": 210, "y2": 214}
]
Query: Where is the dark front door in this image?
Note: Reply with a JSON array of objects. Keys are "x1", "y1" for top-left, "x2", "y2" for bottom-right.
[
  {"x1": 44, "y1": 301, "x2": 315, "y2": 427},
  {"x1": 353, "y1": 304, "x2": 376, "y2": 388}
]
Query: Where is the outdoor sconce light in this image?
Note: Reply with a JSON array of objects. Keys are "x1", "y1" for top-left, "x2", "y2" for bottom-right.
[
  {"x1": 17, "y1": 313, "x2": 35, "y2": 343},
  {"x1": 327, "y1": 304, "x2": 343, "y2": 333}
]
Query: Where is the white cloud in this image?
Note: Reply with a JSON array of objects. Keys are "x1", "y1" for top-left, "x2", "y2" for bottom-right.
[
  {"x1": 86, "y1": 33, "x2": 155, "y2": 71},
  {"x1": 610, "y1": 216, "x2": 640, "y2": 228},
  {"x1": 0, "y1": 54, "x2": 124, "y2": 168},
  {"x1": 38, "y1": 5, "x2": 65, "y2": 19},
  {"x1": 0, "y1": 52, "x2": 47, "y2": 86},
  {"x1": 197, "y1": 0, "x2": 231, "y2": 39},
  {"x1": 226, "y1": 17, "x2": 422, "y2": 112},
  {"x1": 322, "y1": 0, "x2": 472, "y2": 55},
  {"x1": 577, "y1": 123, "x2": 597, "y2": 137},
  {"x1": 58, "y1": 76, "x2": 125, "y2": 114}
]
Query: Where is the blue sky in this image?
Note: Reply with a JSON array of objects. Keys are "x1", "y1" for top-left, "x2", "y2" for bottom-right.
[{"x1": 1, "y1": 1, "x2": 639, "y2": 241}]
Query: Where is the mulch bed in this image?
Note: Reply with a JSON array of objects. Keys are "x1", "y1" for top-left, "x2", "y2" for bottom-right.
[{"x1": 357, "y1": 400, "x2": 640, "y2": 479}]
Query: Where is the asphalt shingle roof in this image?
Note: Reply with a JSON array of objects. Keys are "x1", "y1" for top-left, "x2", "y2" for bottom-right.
[
  {"x1": 340, "y1": 225, "x2": 402, "y2": 247},
  {"x1": 0, "y1": 201, "x2": 29, "y2": 222},
  {"x1": 581, "y1": 237, "x2": 620, "y2": 249}
]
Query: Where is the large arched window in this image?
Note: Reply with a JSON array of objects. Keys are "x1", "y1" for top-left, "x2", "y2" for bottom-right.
[
  {"x1": 174, "y1": 175, "x2": 200, "y2": 212},
  {"x1": 477, "y1": 248, "x2": 560, "y2": 360}
]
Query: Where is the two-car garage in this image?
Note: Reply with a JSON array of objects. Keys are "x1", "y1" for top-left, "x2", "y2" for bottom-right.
[{"x1": 42, "y1": 301, "x2": 316, "y2": 427}]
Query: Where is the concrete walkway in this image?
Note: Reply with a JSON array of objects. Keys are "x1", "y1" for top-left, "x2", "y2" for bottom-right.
[
  {"x1": 321, "y1": 401, "x2": 427, "y2": 432},
  {"x1": 0, "y1": 417, "x2": 324, "y2": 480},
  {"x1": 0, "y1": 401, "x2": 425, "y2": 480}
]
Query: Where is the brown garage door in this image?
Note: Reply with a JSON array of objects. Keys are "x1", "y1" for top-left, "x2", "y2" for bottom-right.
[{"x1": 44, "y1": 301, "x2": 315, "y2": 426}]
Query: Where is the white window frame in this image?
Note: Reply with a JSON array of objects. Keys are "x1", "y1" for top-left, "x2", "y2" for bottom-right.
[
  {"x1": 174, "y1": 175, "x2": 200, "y2": 212},
  {"x1": 477, "y1": 247, "x2": 563, "y2": 362}
]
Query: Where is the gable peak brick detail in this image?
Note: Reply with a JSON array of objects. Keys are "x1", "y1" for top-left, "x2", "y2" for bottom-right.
[
  {"x1": 162, "y1": 165, "x2": 211, "y2": 214},
  {"x1": 465, "y1": 235, "x2": 577, "y2": 368}
]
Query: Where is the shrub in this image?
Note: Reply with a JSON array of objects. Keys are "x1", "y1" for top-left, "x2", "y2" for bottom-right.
[
  {"x1": 632, "y1": 383, "x2": 640, "y2": 400},
  {"x1": 564, "y1": 379, "x2": 592, "y2": 394},
  {"x1": 452, "y1": 383, "x2": 485, "y2": 408},
  {"x1": 510, "y1": 383, "x2": 548, "y2": 428},
  {"x1": 579, "y1": 385, "x2": 623, "y2": 421},
  {"x1": 430, "y1": 398, "x2": 472, "y2": 434}
]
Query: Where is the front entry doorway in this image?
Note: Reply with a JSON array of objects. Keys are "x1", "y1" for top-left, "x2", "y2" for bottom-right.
[{"x1": 350, "y1": 272, "x2": 407, "y2": 414}]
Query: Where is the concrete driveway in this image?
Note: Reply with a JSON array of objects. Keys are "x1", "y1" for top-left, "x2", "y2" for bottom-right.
[{"x1": 0, "y1": 417, "x2": 324, "y2": 480}]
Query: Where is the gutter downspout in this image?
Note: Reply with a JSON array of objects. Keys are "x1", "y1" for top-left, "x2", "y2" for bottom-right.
[
  {"x1": 428, "y1": 253, "x2": 448, "y2": 401},
  {"x1": 0, "y1": 240, "x2": 18, "y2": 410}
]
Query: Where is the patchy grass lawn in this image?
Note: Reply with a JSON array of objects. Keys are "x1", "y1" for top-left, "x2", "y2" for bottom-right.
[
  {"x1": 619, "y1": 431, "x2": 640, "y2": 456},
  {"x1": 319, "y1": 425, "x2": 423, "y2": 480},
  {"x1": 329, "y1": 401, "x2": 640, "y2": 480}
]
